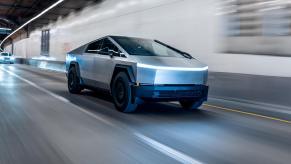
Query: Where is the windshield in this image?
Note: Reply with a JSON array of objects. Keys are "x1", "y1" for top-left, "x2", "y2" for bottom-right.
[
  {"x1": 1, "y1": 53, "x2": 10, "y2": 56},
  {"x1": 112, "y1": 36, "x2": 186, "y2": 58}
]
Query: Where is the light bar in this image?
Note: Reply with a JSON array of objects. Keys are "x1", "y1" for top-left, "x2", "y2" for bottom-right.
[
  {"x1": 0, "y1": 0, "x2": 65, "y2": 47},
  {"x1": 0, "y1": 28, "x2": 11, "y2": 31},
  {"x1": 137, "y1": 63, "x2": 209, "y2": 71}
]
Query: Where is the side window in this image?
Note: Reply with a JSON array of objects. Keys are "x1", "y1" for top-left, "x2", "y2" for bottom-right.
[
  {"x1": 99, "y1": 38, "x2": 120, "y2": 56},
  {"x1": 85, "y1": 40, "x2": 103, "y2": 54}
]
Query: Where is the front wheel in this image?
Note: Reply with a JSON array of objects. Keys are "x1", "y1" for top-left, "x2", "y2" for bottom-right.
[
  {"x1": 111, "y1": 72, "x2": 138, "y2": 113},
  {"x1": 68, "y1": 67, "x2": 82, "y2": 94},
  {"x1": 179, "y1": 99, "x2": 204, "y2": 110}
]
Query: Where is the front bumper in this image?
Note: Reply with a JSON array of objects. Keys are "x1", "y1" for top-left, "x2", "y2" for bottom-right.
[
  {"x1": 132, "y1": 84, "x2": 208, "y2": 102},
  {"x1": 0, "y1": 59, "x2": 14, "y2": 63}
]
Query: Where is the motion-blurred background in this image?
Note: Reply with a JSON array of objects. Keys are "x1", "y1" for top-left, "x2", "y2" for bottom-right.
[
  {"x1": 1, "y1": 0, "x2": 290, "y2": 106},
  {"x1": 0, "y1": 1, "x2": 291, "y2": 164}
]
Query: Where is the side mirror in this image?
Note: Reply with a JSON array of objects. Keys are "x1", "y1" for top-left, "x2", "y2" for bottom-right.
[
  {"x1": 119, "y1": 52, "x2": 126, "y2": 58},
  {"x1": 108, "y1": 50, "x2": 126, "y2": 58},
  {"x1": 108, "y1": 50, "x2": 114, "y2": 58},
  {"x1": 110, "y1": 52, "x2": 114, "y2": 58}
]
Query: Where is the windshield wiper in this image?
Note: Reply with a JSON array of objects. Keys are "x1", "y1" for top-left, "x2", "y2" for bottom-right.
[
  {"x1": 154, "y1": 40, "x2": 193, "y2": 59},
  {"x1": 179, "y1": 52, "x2": 193, "y2": 59}
]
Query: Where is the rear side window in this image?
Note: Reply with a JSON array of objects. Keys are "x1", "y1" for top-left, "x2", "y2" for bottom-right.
[
  {"x1": 85, "y1": 40, "x2": 103, "y2": 54},
  {"x1": 1, "y1": 53, "x2": 9, "y2": 56}
]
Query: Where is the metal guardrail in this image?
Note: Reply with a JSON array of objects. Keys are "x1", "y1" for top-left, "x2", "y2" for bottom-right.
[{"x1": 16, "y1": 58, "x2": 66, "y2": 73}]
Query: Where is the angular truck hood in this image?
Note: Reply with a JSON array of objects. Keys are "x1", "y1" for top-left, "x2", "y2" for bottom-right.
[{"x1": 133, "y1": 56, "x2": 209, "y2": 85}]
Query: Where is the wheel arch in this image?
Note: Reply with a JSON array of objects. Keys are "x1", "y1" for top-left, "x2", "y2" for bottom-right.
[
  {"x1": 110, "y1": 64, "x2": 136, "y2": 89},
  {"x1": 69, "y1": 61, "x2": 81, "y2": 78}
]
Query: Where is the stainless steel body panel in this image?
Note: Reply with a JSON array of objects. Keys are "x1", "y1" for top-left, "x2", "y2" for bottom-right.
[
  {"x1": 132, "y1": 56, "x2": 208, "y2": 85},
  {"x1": 92, "y1": 53, "x2": 114, "y2": 89},
  {"x1": 136, "y1": 67, "x2": 208, "y2": 85},
  {"x1": 78, "y1": 53, "x2": 95, "y2": 80}
]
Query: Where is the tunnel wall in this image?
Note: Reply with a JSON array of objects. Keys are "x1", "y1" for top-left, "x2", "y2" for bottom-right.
[
  {"x1": 6, "y1": 0, "x2": 217, "y2": 70},
  {"x1": 4, "y1": 0, "x2": 291, "y2": 77},
  {"x1": 5, "y1": 44, "x2": 12, "y2": 54},
  {"x1": 221, "y1": 37, "x2": 291, "y2": 57}
]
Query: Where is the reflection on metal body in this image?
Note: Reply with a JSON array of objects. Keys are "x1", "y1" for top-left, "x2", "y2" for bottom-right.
[
  {"x1": 66, "y1": 36, "x2": 209, "y2": 101},
  {"x1": 135, "y1": 57, "x2": 208, "y2": 85}
]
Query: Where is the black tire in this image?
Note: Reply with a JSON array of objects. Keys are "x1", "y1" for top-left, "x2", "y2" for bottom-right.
[
  {"x1": 179, "y1": 99, "x2": 203, "y2": 110},
  {"x1": 111, "y1": 72, "x2": 138, "y2": 113},
  {"x1": 68, "y1": 67, "x2": 82, "y2": 94}
]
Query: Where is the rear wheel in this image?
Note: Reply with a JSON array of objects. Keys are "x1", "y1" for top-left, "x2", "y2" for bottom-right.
[
  {"x1": 68, "y1": 67, "x2": 82, "y2": 94},
  {"x1": 111, "y1": 72, "x2": 137, "y2": 113},
  {"x1": 179, "y1": 99, "x2": 203, "y2": 110}
]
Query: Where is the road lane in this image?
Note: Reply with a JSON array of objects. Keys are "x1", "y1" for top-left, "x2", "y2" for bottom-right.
[
  {"x1": 0, "y1": 65, "x2": 179, "y2": 164},
  {"x1": 1, "y1": 64, "x2": 291, "y2": 164}
]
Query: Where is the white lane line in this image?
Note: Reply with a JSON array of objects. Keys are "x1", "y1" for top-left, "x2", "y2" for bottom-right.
[
  {"x1": 1, "y1": 66, "x2": 203, "y2": 164},
  {"x1": 134, "y1": 133, "x2": 203, "y2": 164},
  {"x1": 0, "y1": 66, "x2": 115, "y2": 127}
]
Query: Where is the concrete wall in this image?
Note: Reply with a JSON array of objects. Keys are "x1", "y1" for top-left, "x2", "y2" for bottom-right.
[
  {"x1": 14, "y1": 39, "x2": 27, "y2": 58},
  {"x1": 5, "y1": 0, "x2": 219, "y2": 66},
  {"x1": 4, "y1": 44, "x2": 12, "y2": 54},
  {"x1": 222, "y1": 37, "x2": 291, "y2": 56},
  {"x1": 4, "y1": 0, "x2": 291, "y2": 77}
]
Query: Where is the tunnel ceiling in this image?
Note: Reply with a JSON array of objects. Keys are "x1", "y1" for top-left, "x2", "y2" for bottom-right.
[{"x1": 0, "y1": 0, "x2": 102, "y2": 42}]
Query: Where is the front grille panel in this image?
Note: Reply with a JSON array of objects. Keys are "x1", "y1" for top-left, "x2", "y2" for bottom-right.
[
  {"x1": 151, "y1": 85, "x2": 207, "y2": 98},
  {"x1": 153, "y1": 90, "x2": 202, "y2": 98}
]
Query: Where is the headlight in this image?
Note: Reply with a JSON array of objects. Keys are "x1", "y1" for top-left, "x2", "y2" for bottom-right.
[
  {"x1": 0, "y1": 57, "x2": 4, "y2": 60},
  {"x1": 10, "y1": 57, "x2": 15, "y2": 60}
]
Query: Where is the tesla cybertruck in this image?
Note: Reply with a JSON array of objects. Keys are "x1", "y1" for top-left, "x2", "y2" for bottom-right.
[{"x1": 66, "y1": 36, "x2": 209, "y2": 113}]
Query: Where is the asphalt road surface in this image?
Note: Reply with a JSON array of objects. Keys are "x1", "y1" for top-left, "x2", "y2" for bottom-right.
[{"x1": 0, "y1": 64, "x2": 290, "y2": 164}]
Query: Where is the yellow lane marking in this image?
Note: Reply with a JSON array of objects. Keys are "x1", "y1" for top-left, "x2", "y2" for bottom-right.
[{"x1": 203, "y1": 104, "x2": 291, "y2": 124}]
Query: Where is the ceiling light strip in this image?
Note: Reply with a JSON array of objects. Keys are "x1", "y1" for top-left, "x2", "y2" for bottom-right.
[{"x1": 0, "y1": 0, "x2": 65, "y2": 48}]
